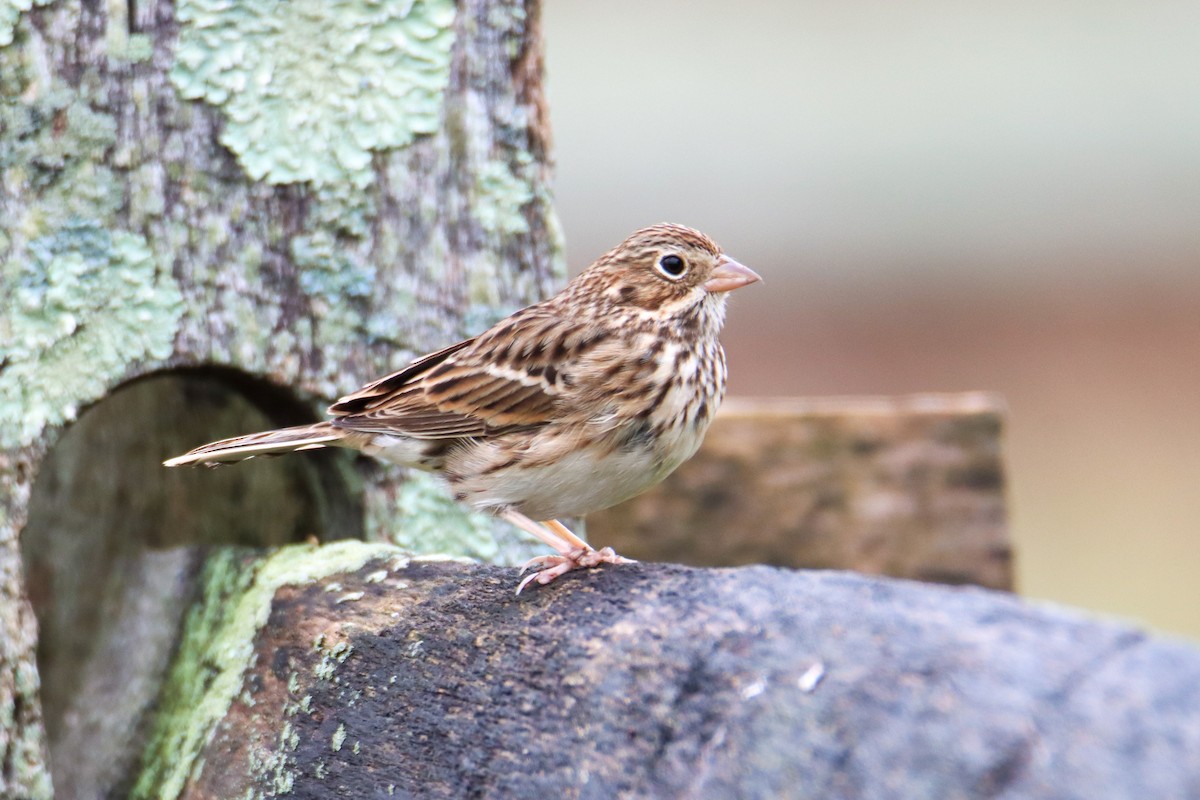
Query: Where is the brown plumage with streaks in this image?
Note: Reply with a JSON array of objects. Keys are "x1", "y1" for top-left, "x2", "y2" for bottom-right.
[{"x1": 165, "y1": 223, "x2": 761, "y2": 591}]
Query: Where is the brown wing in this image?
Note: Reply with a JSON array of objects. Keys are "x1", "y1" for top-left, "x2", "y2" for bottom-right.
[
  {"x1": 327, "y1": 315, "x2": 566, "y2": 439},
  {"x1": 328, "y1": 339, "x2": 474, "y2": 416}
]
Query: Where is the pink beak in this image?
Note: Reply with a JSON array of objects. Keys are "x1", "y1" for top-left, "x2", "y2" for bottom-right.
[{"x1": 704, "y1": 256, "x2": 762, "y2": 294}]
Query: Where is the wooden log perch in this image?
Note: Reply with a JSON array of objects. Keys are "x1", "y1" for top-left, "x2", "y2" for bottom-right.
[
  {"x1": 129, "y1": 547, "x2": 1200, "y2": 799},
  {"x1": 592, "y1": 394, "x2": 1013, "y2": 590}
]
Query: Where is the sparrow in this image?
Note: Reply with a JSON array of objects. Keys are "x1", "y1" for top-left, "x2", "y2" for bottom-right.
[{"x1": 164, "y1": 223, "x2": 761, "y2": 592}]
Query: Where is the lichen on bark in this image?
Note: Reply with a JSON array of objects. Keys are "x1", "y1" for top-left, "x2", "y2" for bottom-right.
[
  {"x1": 0, "y1": 222, "x2": 183, "y2": 447},
  {"x1": 132, "y1": 542, "x2": 403, "y2": 800},
  {"x1": 170, "y1": 0, "x2": 457, "y2": 190},
  {"x1": 0, "y1": 0, "x2": 49, "y2": 47}
]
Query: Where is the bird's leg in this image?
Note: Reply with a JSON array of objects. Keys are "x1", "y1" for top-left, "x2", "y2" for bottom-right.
[
  {"x1": 541, "y1": 518, "x2": 590, "y2": 551},
  {"x1": 498, "y1": 508, "x2": 579, "y2": 558},
  {"x1": 497, "y1": 509, "x2": 633, "y2": 593}
]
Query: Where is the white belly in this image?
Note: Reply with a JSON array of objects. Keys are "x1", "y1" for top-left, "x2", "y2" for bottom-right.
[{"x1": 473, "y1": 443, "x2": 664, "y2": 520}]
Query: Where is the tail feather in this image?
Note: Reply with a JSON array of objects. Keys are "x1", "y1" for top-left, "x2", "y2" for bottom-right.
[{"x1": 163, "y1": 423, "x2": 345, "y2": 467}]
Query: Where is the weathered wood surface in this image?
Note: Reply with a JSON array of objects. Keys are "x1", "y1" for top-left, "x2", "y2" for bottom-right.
[
  {"x1": 592, "y1": 394, "x2": 1012, "y2": 590},
  {"x1": 1, "y1": 0, "x2": 558, "y2": 795},
  {"x1": 137, "y1": 547, "x2": 1200, "y2": 799}
]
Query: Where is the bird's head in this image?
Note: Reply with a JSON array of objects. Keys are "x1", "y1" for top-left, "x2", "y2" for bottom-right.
[{"x1": 569, "y1": 223, "x2": 761, "y2": 317}]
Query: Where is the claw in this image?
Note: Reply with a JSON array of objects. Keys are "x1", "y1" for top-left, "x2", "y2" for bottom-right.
[
  {"x1": 513, "y1": 546, "x2": 634, "y2": 594},
  {"x1": 519, "y1": 552, "x2": 566, "y2": 575},
  {"x1": 517, "y1": 573, "x2": 538, "y2": 594}
]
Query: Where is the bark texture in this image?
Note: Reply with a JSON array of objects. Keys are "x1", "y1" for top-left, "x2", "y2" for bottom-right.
[
  {"x1": 591, "y1": 394, "x2": 1013, "y2": 590},
  {"x1": 144, "y1": 549, "x2": 1200, "y2": 800},
  {"x1": 1, "y1": 0, "x2": 558, "y2": 796}
]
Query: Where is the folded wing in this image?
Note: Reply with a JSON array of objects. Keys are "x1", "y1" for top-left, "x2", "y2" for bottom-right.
[{"x1": 328, "y1": 326, "x2": 563, "y2": 439}]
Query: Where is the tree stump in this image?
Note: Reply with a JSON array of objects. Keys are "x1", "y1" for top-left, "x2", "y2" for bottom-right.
[{"x1": 1, "y1": 0, "x2": 558, "y2": 795}]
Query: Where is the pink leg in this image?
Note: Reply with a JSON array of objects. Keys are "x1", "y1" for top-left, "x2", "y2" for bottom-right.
[
  {"x1": 497, "y1": 509, "x2": 579, "y2": 557},
  {"x1": 542, "y1": 518, "x2": 590, "y2": 550}
]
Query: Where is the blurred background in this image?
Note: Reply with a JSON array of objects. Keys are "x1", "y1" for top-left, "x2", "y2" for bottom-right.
[{"x1": 542, "y1": 1, "x2": 1200, "y2": 640}]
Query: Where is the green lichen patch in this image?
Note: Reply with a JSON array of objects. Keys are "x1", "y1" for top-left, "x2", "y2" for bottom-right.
[
  {"x1": 312, "y1": 632, "x2": 355, "y2": 682},
  {"x1": 0, "y1": 221, "x2": 183, "y2": 448},
  {"x1": 331, "y1": 722, "x2": 347, "y2": 752},
  {"x1": 0, "y1": 82, "x2": 122, "y2": 256},
  {"x1": 0, "y1": 0, "x2": 50, "y2": 47},
  {"x1": 132, "y1": 541, "x2": 401, "y2": 800},
  {"x1": 371, "y1": 469, "x2": 543, "y2": 565},
  {"x1": 2, "y1": 661, "x2": 52, "y2": 799},
  {"x1": 292, "y1": 230, "x2": 378, "y2": 350},
  {"x1": 474, "y1": 158, "x2": 535, "y2": 237},
  {"x1": 170, "y1": 0, "x2": 457, "y2": 189},
  {"x1": 110, "y1": 32, "x2": 154, "y2": 64}
]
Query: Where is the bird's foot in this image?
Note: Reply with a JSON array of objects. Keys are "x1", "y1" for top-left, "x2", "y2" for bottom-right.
[{"x1": 516, "y1": 546, "x2": 635, "y2": 594}]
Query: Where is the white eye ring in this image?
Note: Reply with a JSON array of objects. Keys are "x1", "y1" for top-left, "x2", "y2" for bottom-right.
[{"x1": 656, "y1": 254, "x2": 687, "y2": 279}]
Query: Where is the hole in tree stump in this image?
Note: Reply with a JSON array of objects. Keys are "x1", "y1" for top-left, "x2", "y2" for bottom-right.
[{"x1": 20, "y1": 368, "x2": 363, "y2": 798}]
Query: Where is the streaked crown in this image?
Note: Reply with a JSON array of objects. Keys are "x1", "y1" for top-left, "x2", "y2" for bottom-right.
[{"x1": 566, "y1": 223, "x2": 733, "y2": 312}]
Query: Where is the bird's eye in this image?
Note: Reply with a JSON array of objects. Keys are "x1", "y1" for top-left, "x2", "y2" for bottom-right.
[{"x1": 656, "y1": 254, "x2": 687, "y2": 279}]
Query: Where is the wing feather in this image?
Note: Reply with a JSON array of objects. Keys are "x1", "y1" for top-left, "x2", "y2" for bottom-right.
[
  {"x1": 327, "y1": 313, "x2": 568, "y2": 440},
  {"x1": 329, "y1": 338, "x2": 475, "y2": 415}
]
